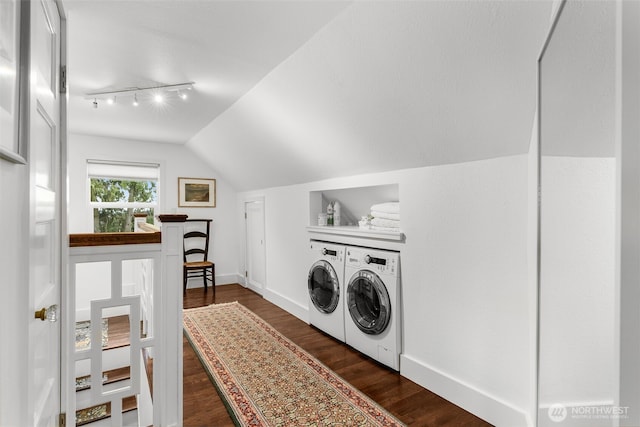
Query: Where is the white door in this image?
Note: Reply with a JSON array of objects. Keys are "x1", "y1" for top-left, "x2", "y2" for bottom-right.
[
  {"x1": 28, "y1": 0, "x2": 62, "y2": 425},
  {"x1": 245, "y1": 199, "x2": 266, "y2": 294}
]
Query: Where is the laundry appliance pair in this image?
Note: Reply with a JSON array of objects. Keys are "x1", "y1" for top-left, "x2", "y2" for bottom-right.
[{"x1": 307, "y1": 240, "x2": 402, "y2": 370}]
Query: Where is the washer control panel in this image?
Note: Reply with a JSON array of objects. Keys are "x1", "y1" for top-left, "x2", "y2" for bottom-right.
[{"x1": 347, "y1": 249, "x2": 398, "y2": 275}]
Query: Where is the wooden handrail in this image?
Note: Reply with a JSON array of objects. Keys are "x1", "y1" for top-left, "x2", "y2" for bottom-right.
[
  {"x1": 69, "y1": 232, "x2": 161, "y2": 247},
  {"x1": 70, "y1": 214, "x2": 187, "y2": 247}
]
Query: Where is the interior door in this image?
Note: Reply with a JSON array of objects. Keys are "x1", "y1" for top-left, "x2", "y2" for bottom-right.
[
  {"x1": 28, "y1": 0, "x2": 62, "y2": 425},
  {"x1": 245, "y1": 199, "x2": 266, "y2": 294}
]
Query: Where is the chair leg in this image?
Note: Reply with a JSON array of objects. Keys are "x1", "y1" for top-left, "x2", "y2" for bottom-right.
[
  {"x1": 183, "y1": 268, "x2": 187, "y2": 294},
  {"x1": 203, "y1": 268, "x2": 207, "y2": 291}
]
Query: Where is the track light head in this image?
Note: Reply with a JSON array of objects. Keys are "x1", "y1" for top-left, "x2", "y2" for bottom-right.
[{"x1": 85, "y1": 82, "x2": 195, "y2": 108}]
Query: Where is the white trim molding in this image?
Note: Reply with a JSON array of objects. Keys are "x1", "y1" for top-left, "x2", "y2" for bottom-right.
[
  {"x1": 263, "y1": 287, "x2": 308, "y2": 323},
  {"x1": 400, "y1": 354, "x2": 531, "y2": 427}
]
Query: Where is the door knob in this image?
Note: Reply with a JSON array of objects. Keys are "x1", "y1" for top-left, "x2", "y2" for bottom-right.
[{"x1": 35, "y1": 304, "x2": 58, "y2": 322}]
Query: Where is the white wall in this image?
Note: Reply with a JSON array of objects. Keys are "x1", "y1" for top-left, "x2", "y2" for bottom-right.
[
  {"x1": 0, "y1": 160, "x2": 29, "y2": 427},
  {"x1": 68, "y1": 134, "x2": 240, "y2": 285},
  {"x1": 538, "y1": 156, "x2": 616, "y2": 423},
  {"x1": 619, "y1": 1, "x2": 640, "y2": 425},
  {"x1": 239, "y1": 154, "x2": 534, "y2": 426}
]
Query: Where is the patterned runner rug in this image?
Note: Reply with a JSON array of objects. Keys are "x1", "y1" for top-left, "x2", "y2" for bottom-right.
[{"x1": 184, "y1": 302, "x2": 406, "y2": 427}]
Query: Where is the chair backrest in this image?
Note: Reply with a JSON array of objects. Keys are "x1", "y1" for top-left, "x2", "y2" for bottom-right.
[{"x1": 183, "y1": 219, "x2": 212, "y2": 263}]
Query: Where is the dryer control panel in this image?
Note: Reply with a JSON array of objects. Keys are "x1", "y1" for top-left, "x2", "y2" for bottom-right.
[{"x1": 310, "y1": 241, "x2": 344, "y2": 263}]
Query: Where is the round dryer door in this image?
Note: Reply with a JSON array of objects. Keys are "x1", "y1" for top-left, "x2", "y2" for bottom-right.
[
  {"x1": 347, "y1": 270, "x2": 391, "y2": 335},
  {"x1": 308, "y1": 260, "x2": 340, "y2": 313}
]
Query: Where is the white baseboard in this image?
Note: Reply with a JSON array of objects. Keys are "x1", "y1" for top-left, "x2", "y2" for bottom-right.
[
  {"x1": 400, "y1": 354, "x2": 531, "y2": 427},
  {"x1": 216, "y1": 274, "x2": 243, "y2": 285},
  {"x1": 185, "y1": 273, "x2": 242, "y2": 289},
  {"x1": 263, "y1": 288, "x2": 308, "y2": 323}
]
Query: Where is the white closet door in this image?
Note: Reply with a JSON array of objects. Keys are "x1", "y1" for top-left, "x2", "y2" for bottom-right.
[{"x1": 245, "y1": 199, "x2": 266, "y2": 294}]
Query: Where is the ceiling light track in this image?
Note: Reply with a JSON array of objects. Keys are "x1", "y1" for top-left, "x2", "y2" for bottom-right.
[{"x1": 85, "y1": 81, "x2": 195, "y2": 107}]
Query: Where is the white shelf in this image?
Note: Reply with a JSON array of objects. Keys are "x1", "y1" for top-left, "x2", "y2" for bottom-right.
[{"x1": 306, "y1": 225, "x2": 405, "y2": 242}]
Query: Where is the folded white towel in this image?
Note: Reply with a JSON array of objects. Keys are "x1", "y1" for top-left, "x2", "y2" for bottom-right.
[
  {"x1": 371, "y1": 218, "x2": 400, "y2": 228},
  {"x1": 371, "y1": 210, "x2": 400, "y2": 221},
  {"x1": 370, "y1": 202, "x2": 400, "y2": 214},
  {"x1": 370, "y1": 225, "x2": 401, "y2": 232}
]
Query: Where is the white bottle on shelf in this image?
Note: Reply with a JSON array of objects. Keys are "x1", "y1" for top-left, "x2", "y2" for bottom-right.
[{"x1": 333, "y1": 201, "x2": 341, "y2": 226}]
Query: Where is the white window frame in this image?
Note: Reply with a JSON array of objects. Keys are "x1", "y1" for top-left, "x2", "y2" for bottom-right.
[{"x1": 87, "y1": 159, "x2": 161, "y2": 232}]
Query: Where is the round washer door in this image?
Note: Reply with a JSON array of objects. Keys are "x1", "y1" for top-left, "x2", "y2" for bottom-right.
[
  {"x1": 308, "y1": 260, "x2": 340, "y2": 313},
  {"x1": 347, "y1": 270, "x2": 391, "y2": 335}
]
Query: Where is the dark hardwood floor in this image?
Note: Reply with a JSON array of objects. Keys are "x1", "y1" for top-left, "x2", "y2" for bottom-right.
[{"x1": 183, "y1": 284, "x2": 492, "y2": 427}]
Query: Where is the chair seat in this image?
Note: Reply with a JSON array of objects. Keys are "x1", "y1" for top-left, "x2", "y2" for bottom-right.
[{"x1": 184, "y1": 261, "x2": 214, "y2": 269}]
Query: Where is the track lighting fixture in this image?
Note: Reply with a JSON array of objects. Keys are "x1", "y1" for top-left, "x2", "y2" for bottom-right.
[{"x1": 85, "y1": 82, "x2": 194, "y2": 108}]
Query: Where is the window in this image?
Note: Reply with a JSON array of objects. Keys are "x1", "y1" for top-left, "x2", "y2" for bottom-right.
[{"x1": 88, "y1": 160, "x2": 160, "y2": 232}]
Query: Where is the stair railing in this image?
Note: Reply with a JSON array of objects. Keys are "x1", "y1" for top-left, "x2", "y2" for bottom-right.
[{"x1": 64, "y1": 215, "x2": 186, "y2": 427}]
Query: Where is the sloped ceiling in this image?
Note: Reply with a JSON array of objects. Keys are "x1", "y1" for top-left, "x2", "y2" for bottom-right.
[
  {"x1": 541, "y1": 0, "x2": 615, "y2": 158},
  {"x1": 64, "y1": 0, "x2": 352, "y2": 143},
  {"x1": 187, "y1": 1, "x2": 552, "y2": 191}
]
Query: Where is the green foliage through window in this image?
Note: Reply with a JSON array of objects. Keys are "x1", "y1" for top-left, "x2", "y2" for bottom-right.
[{"x1": 91, "y1": 178, "x2": 157, "y2": 232}]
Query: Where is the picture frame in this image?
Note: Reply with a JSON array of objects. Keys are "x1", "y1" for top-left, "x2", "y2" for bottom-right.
[
  {"x1": 0, "y1": 0, "x2": 27, "y2": 164},
  {"x1": 178, "y1": 177, "x2": 216, "y2": 208}
]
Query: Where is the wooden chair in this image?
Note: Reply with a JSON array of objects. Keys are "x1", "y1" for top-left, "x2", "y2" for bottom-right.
[{"x1": 183, "y1": 219, "x2": 215, "y2": 296}]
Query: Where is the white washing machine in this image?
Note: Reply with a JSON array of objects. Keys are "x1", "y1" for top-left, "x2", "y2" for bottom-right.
[
  {"x1": 308, "y1": 240, "x2": 346, "y2": 342},
  {"x1": 344, "y1": 246, "x2": 401, "y2": 370}
]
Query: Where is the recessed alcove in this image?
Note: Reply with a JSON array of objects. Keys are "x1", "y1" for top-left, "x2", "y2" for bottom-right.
[{"x1": 307, "y1": 184, "x2": 404, "y2": 245}]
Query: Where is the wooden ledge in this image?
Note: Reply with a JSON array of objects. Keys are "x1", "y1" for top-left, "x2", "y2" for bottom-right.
[
  {"x1": 158, "y1": 214, "x2": 188, "y2": 223},
  {"x1": 70, "y1": 232, "x2": 161, "y2": 247}
]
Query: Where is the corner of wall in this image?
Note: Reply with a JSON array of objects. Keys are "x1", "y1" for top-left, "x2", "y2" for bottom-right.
[{"x1": 263, "y1": 287, "x2": 309, "y2": 324}]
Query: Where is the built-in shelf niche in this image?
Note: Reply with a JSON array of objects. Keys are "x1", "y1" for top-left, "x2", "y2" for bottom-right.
[
  {"x1": 309, "y1": 184, "x2": 399, "y2": 227},
  {"x1": 308, "y1": 184, "x2": 403, "y2": 243}
]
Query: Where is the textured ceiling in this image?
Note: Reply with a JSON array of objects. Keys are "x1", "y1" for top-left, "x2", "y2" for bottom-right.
[{"x1": 64, "y1": 0, "x2": 351, "y2": 143}]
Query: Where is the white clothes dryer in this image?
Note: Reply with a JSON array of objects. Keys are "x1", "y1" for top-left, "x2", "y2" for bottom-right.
[
  {"x1": 308, "y1": 240, "x2": 346, "y2": 342},
  {"x1": 344, "y1": 246, "x2": 401, "y2": 370}
]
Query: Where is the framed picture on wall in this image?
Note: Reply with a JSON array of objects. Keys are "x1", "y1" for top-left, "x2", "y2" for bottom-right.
[
  {"x1": 0, "y1": 0, "x2": 27, "y2": 164},
  {"x1": 178, "y1": 177, "x2": 216, "y2": 207}
]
